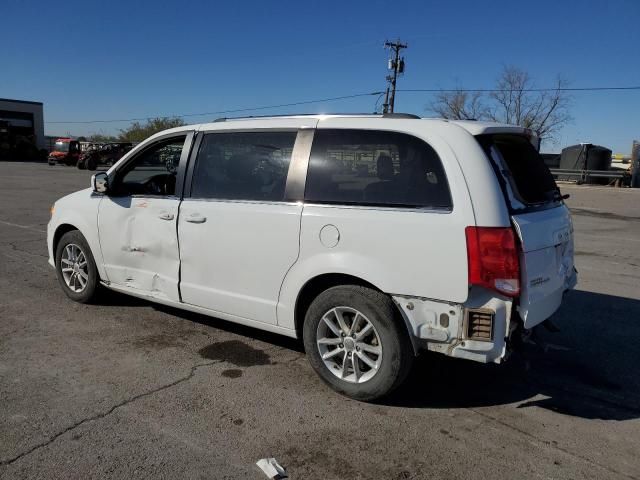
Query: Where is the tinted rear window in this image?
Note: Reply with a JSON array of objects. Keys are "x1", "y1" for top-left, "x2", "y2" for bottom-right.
[
  {"x1": 477, "y1": 134, "x2": 560, "y2": 208},
  {"x1": 305, "y1": 129, "x2": 452, "y2": 209}
]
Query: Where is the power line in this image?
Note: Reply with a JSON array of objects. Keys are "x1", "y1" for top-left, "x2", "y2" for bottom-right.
[
  {"x1": 398, "y1": 86, "x2": 640, "y2": 93},
  {"x1": 46, "y1": 92, "x2": 384, "y2": 124},
  {"x1": 45, "y1": 85, "x2": 640, "y2": 125}
]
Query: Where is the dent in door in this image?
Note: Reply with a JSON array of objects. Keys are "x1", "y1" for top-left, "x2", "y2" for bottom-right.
[{"x1": 103, "y1": 197, "x2": 179, "y2": 297}]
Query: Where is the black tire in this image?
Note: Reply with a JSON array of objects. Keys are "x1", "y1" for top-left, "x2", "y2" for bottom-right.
[
  {"x1": 54, "y1": 230, "x2": 100, "y2": 303},
  {"x1": 86, "y1": 156, "x2": 97, "y2": 171},
  {"x1": 302, "y1": 285, "x2": 414, "y2": 401},
  {"x1": 48, "y1": 159, "x2": 55, "y2": 166},
  {"x1": 77, "y1": 158, "x2": 86, "y2": 170}
]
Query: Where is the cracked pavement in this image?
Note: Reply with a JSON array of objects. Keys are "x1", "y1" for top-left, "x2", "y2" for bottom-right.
[{"x1": 1, "y1": 162, "x2": 639, "y2": 479}]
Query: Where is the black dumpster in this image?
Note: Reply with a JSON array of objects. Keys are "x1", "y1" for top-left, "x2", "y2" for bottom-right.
[
  {"x1": 541, "y1": 153, "x2": 561, "y2": 169},
  {"x1": 559, "y1": 144, "x2": 612, "y2": 184}
]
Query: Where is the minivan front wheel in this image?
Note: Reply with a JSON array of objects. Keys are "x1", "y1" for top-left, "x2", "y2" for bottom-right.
[
  {"x1": 303, "y1": 285, "x2": 413, "y2": 401},
  {"x1": 55, "y1": 230, "x2": 99, "y2": 303}
]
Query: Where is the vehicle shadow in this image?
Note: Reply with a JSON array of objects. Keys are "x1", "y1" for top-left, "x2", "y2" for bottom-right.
[
  {"x1": 98, "y1": 287, "x2": 640, "y2": 421},
  {"x1": 93, "y1": 288, "x2": 150, "y2": 307},
  {"x1": 152, "y1": 303, "x2": 305, "y2": 353},
  {"x1": 385, "y1": 289, "x2": 640, "y2": 421}
]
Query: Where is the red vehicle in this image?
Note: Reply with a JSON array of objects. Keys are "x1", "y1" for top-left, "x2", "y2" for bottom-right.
[{"x1": 48, "y1": 138, "x2": 81, "y2": 166}]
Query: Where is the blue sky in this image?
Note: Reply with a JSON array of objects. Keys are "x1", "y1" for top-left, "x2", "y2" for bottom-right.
[{"x1": 2, "y1": 0, "x2": 638, "y2": 153}]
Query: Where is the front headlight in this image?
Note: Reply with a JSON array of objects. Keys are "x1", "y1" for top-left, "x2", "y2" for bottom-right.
[{"x1": 50, "y1": 204, "x2": 55, "y2": 218}]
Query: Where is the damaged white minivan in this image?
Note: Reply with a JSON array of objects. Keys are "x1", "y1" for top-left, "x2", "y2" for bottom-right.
[{"x1": 47, "y1": 114, "x2": 577, "y2": 400}]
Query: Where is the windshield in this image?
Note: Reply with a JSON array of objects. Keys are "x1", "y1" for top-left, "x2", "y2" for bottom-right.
[
  {"x1": 54, "y1": 141, "x2": 70, "y2": 153},
  {"x1": 477, "y1": 134, "x2": 560, "y2": 210}
]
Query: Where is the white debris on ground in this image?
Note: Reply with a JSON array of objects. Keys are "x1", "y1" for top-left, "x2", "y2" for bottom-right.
[{"x1": 256, "y1": 457, "x2": 287, "y2": 479}]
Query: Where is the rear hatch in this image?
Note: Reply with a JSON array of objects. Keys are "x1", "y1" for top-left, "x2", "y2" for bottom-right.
[{"x1": 476, "y1": 133, "x2": 577, "y2": 328}]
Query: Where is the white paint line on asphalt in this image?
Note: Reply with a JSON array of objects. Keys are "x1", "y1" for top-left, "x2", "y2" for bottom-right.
[{"x1": 0, "y1": 220, "x2": 46, "y2": 233}]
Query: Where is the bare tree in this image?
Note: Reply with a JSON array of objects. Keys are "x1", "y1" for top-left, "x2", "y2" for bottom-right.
[
  {"x1": 429, "y1": 89, "x2": 485, "y2": 120},
  {"x1": 486, "y1": 66, "x2": 571, "y2": 142},
  {"x1": 427, "y1": 66, "x2": 572, "y2": 143}
]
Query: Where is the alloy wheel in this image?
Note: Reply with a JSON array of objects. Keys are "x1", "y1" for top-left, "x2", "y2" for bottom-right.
[
  {"x1": 60, "y1": 243, "x2": 89, "y2": 293},
  {"x1": 316, "y1": 306, "x2": 383, "y2": 384}
]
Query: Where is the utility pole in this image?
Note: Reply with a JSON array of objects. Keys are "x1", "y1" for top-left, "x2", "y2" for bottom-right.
[{"x1": 382, "y1": 39, "x2": 407, "y2": 113}]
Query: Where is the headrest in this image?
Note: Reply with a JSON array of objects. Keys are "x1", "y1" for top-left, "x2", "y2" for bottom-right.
[{"x1": 376, "y1": 155, "x2": 394, "y2": 180}]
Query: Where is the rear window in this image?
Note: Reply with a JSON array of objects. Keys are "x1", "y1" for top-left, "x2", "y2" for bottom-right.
[
  {"x1": 477, "y1": 134, "x2": 560, "y2": 209},
  {"x1": 305, "y1": 129, "x2": 452, "y2": 209}
]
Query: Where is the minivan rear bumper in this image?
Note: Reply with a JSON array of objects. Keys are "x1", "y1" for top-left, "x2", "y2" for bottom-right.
[
  {"x1": 393, "y1": 279, "x2": 576, "y2": 364},
  {"x1": 393, "y1": 288, "x2": 513, "y2": 364}
]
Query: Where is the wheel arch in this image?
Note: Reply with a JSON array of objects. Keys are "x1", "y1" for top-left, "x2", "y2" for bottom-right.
[
  {"x1": 51, "y1": 221, "x2": 107, "y2": 282},
  {"x1": 52, "y1": 223, "x2": 80, "y2": 264},
  {"x1": 293, "y1": 273, "x2": 415, "y2": 353}
]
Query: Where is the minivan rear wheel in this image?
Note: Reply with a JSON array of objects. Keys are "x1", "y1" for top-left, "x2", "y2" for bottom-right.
[{"x1": 303, "y1": 285, "x2": 413, "y2": 401}]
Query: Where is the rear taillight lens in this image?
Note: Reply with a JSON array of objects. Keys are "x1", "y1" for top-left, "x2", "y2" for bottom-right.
[{"x1": 465, "y1": 226, "x2": 520, "y2": 297}]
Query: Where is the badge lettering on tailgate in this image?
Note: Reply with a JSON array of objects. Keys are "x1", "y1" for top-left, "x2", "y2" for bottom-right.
[{"x1": 530, "y1": 276, "x2": 550, "y2": 287}]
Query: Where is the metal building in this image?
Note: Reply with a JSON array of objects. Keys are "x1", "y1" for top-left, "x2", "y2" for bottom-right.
[{"x1": 0, "y1": 98, "x2": 45, "y2": 150}]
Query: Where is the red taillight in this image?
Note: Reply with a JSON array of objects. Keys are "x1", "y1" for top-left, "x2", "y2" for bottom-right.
[{"x1": 465, "y1": 226, "x2": 520, "y2": 297}]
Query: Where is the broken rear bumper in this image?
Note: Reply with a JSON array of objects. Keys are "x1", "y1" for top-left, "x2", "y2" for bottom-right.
[
  {"x1": 393, "y1": 279, "x2": 576, "y2": 365},
  {"x1": 393, "y1": 287, "x2": 515, "y2": 364}
]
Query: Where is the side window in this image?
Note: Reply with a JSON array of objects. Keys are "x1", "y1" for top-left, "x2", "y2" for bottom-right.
[
  {"x1": 190, "y1": 131, "x2": 296, "y2": 201},
  {"x1": 305, "y1": 129, "x2": 452, "y2": 209},
  {"x1": 116, "y1": 136, "x2": 186, "y2": 196}
]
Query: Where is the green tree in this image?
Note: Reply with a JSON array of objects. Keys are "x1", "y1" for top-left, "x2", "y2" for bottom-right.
[
  {"x1": 87, "y1": 133, "x2": 119, "y2": 143},
  {"x1": 118, "y1": 117, "x2": 185, "y2": 143}
]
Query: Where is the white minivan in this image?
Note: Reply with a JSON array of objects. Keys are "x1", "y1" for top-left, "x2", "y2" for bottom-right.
[{"x1": 47, "y1": 114, "x2": 577, "y2": 400}]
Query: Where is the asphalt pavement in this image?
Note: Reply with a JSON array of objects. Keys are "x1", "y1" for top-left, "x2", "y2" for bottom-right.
[{"x1": 1, "y1": 162, "x2": 639, "y2": 479}]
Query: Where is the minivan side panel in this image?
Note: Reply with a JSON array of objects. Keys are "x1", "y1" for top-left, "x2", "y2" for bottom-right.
[
  {"x1": 96, "y1": 132, "x2": 194, "y2": 302},
  {"x1": 286, "y1": 204, "x2": 468, "y2": 294},
  {"x1": 179, "y1": 200, "x2": 303, "y2": 324},
  {"x1": 277, "y1": 120, "x2": 477, "y2": 330},
  {"x1": 178, "y1": 125, "x2": 311, "y2": 325},
  {"x1": 432, "y1": 123, "x2": 512, "y2": 228},
  {"x1": 48, "y1": 189, "x2": 108, "y2": 281}
]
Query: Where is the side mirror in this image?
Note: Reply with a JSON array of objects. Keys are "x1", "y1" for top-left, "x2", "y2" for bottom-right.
[{"x1": 91, "y1": 172, "x2": 109, "y2": 194}]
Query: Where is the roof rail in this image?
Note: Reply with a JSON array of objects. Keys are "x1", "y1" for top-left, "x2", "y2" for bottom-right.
[
  {"x1": 381, "y1": 113, "x2": 421, "y2": 119},
  {"x1": 212, "y1": 113, "x2": 379, "y2": 122},
  {"x1": 211, "y1": 112, "x2": 421, "y2": 122}
]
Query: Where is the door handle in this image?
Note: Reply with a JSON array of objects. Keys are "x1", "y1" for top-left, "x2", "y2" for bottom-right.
[
  {"x1": 158, "y1": 212, "x2": 174, "y2": 221},
  {"x1": 185, "y1": 213, "x2": 206, "y2": 224}
]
